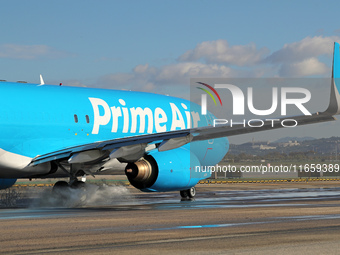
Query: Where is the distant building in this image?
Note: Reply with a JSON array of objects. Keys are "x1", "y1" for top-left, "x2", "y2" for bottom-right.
[
  {"x1": 281, "y1": 140, "x2": 300, "y2": 147},
  {"x1": 251, "y1": 138, "x2": 276, "y2": 150},
  {"x1": 259, "y1": 144, "x2": 276, "y2": 150}
]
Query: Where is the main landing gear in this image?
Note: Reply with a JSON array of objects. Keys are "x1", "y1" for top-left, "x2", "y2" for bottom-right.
[
  {"x1": 52, "y1": 163, "x2": 88, "y2": 203},
  {"x1": 180, "y1": 187, "x2": 196, "y2": 201},
  {"x1": 52, "y1": 179, "x2": 88, "y2": 206},
  {"x1": 52, "y1": 178, "x2": 86, "y2": 193},
  {"x1": 52, "y1": 179, "x2": 86, "y2": 193}
]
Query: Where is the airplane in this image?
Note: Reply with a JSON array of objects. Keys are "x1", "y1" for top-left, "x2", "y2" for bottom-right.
[{"x1": 0, "y1": 42, "x2": 340, "y2": 201}]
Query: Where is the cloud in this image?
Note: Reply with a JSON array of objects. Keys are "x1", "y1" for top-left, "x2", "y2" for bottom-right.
[
  {"x1": 279, "y1": 57, "x2": 329, "y2": 77},
  {"x1": 155, "y1": 62, "x2": 235, "y2": 83},
  {"x1": 0, "y1": 44, "x2": 72, "y2": 60},
  {"x1": 264, "y1": 36, "x2": 340, "y2": 77},
  {"x1": 265, "y1": 36, "x2": 340, "y2": 64},
  {"x1": 97, "y1": 40, "x2": 272, "y2": 92},
  {"x1": 179, "y1": 39, "x2": 269, "y2": 66},
  {"x1": 81, "y1": 36, "x2": 339, "y2": 91},
  {"x1": 97, "y1": 62, "x2": 255, "y2": 92}
]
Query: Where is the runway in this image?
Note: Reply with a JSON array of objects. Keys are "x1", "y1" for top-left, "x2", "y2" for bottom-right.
[{"x1": 1, "y1": 182, "x2": 340, "y2": 254}]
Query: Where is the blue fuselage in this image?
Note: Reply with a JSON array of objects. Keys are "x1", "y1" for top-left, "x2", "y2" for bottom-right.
[{"x1": 0, "y1": 82, "x2": 229, "y2": 178}]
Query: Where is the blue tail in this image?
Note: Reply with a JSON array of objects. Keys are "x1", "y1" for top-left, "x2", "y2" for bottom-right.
[
  {"x1": 325, "y1": 42, "x2": 340, "y2": 115},
  {"x1": 333, "y1": 42, "x2": 340, "y2": 79}
]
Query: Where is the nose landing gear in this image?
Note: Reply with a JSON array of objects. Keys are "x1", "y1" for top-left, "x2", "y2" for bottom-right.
[{"x1": 180, "y1": 187, "x2": 196, "y2": 201}]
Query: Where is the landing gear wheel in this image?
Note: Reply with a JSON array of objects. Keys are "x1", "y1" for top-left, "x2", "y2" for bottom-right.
[
  {"x1": 180, "y1": 190, "x2": 189, "y2": 198},
  {"x1": 52, "y1": 181, "x2": 69, "y2": 198},
  {"x1": 188, "y1": 187, "x2": 196, "y2": 198},
  {"x1": 180, "y1": 187, "x2": 196, "y2": 201},
  {"x1": 53, "y1": 181, "x2": 69, "y2": 192}
]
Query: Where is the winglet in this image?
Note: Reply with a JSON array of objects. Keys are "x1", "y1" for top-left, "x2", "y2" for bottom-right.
[
  {"x1": 39, "y1": 74, "x2": 45, "y2": 86},
  {"x1": 324, "y1": 42, "x2": 340, "y2": 115}
]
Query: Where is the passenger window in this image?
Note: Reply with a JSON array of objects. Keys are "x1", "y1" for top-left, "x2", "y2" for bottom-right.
[
  {"x1": 74, "y1": 114, "x2": 78, "y2": 123},
  {"x1": 85, "y1": 115, "x2": 90, "y2": 123}
]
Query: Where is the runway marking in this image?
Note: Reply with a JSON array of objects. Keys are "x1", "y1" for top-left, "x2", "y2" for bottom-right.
[
  {"x1": 134, "y1": 214, "x2": 340, "y2": 232},
  {"x1": 87, "y1": 213, "x2": 340, "y2": 234}
]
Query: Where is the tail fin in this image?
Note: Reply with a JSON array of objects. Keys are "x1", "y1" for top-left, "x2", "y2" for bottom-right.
[
  {"x1": 333, "y1": 42, "x2": 340, "y2": 79},
  {"x1": 325, "y1": 42, "x2": 340, "y2": 115}
]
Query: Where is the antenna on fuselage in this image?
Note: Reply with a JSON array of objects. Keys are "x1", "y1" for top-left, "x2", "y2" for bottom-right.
[{"x1": 39, "y1": 74, "x2": 45, "y2": 86}]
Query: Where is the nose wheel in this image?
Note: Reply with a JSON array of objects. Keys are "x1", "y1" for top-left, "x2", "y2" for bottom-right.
[{"x1": 180, "y1": 187, "x2": 196, "y2": 200}]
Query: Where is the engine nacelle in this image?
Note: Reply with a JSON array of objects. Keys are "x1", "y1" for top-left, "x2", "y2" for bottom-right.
[
  {"x1": 125, "y1": 147, "x2": 210, "y2": 192},
  {"x1": 0, "y1": 179, "x2": 17, "y2": 190}
]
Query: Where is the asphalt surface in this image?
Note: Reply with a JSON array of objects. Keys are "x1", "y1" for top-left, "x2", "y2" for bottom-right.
[{"x1": 1, "y1": 182, "x2": 340, "y2": 254}]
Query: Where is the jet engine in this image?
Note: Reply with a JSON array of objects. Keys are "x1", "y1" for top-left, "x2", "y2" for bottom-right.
[
  {"x1": 0, "y1": 179, "x2": 17, "y2": 190},
  {"x1": 125, "y1": 147, "x2": 209, "y2": 192}
]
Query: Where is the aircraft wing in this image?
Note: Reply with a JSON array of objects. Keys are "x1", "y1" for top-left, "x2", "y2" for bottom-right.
[
  {"x1": 29, "y1": 129, "x2": 191, "y2": 166},
  {"x1": 191, "y1": 112, "x2": 336, "y2": 142},
  {"x1": 30, "y1": 112, "x2": 336, "y2": 166}
]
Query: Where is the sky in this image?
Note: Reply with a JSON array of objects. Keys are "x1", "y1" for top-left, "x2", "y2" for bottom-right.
[
  {"x1": 1, "y1": 0, "x2": 340, "y2": 90},
  {"x1": 1, "y1": 0, "x2": 340, "y2": 143}
]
